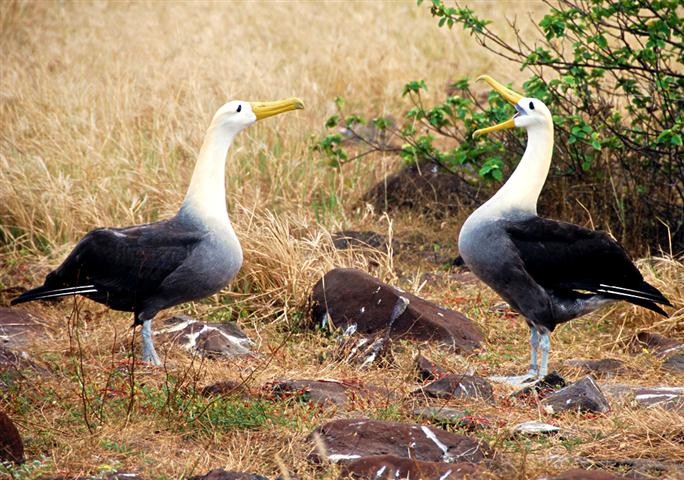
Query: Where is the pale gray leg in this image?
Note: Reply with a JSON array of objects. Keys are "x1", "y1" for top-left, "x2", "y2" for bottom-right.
[
  {"x1": 539, "y1": 332, "x2": 551, "y2": 377},
  {"x1": 140, "y1": 319, "x2": 161, "y2": 366},
  {"x1": 528, "y1": 329, "x2": 539, "y2": 377}
]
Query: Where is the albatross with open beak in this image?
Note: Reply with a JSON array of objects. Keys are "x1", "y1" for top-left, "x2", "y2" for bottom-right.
[
  {"x1": 12, "y1": 97, "x2": 304, "y2": 365},
  {"x1": 458, "y1": 76, "x2": 670, "y2": 383}
]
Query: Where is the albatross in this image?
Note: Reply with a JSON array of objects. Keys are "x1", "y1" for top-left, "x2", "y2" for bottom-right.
[
  {"x1": 11, "y1": 97, "x2": 304, "y2": 365},
  {"x1": 458, "y1": 75, "x2": 671, "y2": 382}
]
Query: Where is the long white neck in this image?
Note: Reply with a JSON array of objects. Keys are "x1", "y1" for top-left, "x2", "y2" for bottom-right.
[
  {"x1": 181, "y1": 125, "x2": 236, "y2": 226},
  {"x1": 479, "y1": 123, "x2": 554, "y2": 217}
]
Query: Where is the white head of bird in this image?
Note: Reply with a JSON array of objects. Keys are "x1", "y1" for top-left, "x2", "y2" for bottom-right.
[
  {"x1": 184, "y1": 97, "x2": 304, "y2": 224},
  {"x1": 469, "y1": 75, "x2": 555, "y2": 217}
]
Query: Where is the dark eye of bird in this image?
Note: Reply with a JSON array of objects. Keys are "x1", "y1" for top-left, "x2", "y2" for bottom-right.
[
  {"x1": 529, "y1": 102, "x2": 535, "y2": 110},
  {"x1": 237, "y1": 104, "x2": 242, "y2": 113}
]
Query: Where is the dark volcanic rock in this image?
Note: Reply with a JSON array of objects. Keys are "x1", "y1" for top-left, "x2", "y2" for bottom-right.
[
  {"x1": 543, "y1": 469, "x2": 625, "y2": 480},
  {"x1": 0, "y1": 410, "x2": 24, "y2": 464},
  {"x1": 339, "y1": 455, "x2": 484, "y2": 479},
  {"x1": 188, "y1": 469, "x2": 268, "y2": 480},
  {"x1": 156, "y1": 315, "x2": 252, "y2": 358},
  {"x1": 271, "y1": 379, "x2": 392, "y2": 407},
  {"x1": 200, "y1": 380, "x2": 252, "y2": 398},
  {"x1": 416, "y1": 354, "x2": 449, "y2": 381},
  {"x1": 628, "y1": 331, "x2": 683, "y2": 357},
  {"x1": 311, "y1": 268, "x2": 482, "y2": 353},
  {"x1": 542, "y1": 376, "x2": 610, "y2": 415},
  {"x1": 563, "y1": 358, "x2": 626, "y2": 376},
  {"x1": 511, "y1": 371, "x2": 567, "y2": 399},
  {"x1": 662, "y1": 354, "x2": 684, "y2": 373},
  {"x1": 331, "y1": 230, "x2": 396, "y2": 252},
  {"x1": 0, "y1": 307, "x2": 48, "y2": 349},
  {"x1": 362, "y1": 162, "x2": 483, "y2": 218},
  {"x1": 415, "y1": 374, "x2": 494, "y2": 402},
  {"x1": 600, "y1": 384, "x2": 684, "y2": 410},
  {"x1": 336, "y1": 333, "x2": 392, "y2": 368},
  {"x1": 309, "y1": 419, "x2": 492, "y2": 464}
]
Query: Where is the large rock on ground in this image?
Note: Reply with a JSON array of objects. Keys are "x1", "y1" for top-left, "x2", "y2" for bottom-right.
[
  {"x1": 541, "y1": 376, "x2": 610, "y2": 415},
  {"x1": 0, "y1": 410, "x2": 23, "y2": 464},
  {"x1": 338, "y1": 455, "x2": 484, "y2": 480},
  {"x1": 600, "y1": 384, "x2": 684, "y2": 411},
  {"x1": 309, "y1": 419, "x2": 492, "y2": 464},
  {"x1": 0, "y1": 307, "x2": 48, "y2": 349},
  {"x1": 415, "y1": 374, "x2": 494, "y2": 403},
  {"x1": 311, "y1": 268, "x2": 482, "y2": 353},
  {"x1": 155, "y1": 315, "x2": 252, "y2": 358}
]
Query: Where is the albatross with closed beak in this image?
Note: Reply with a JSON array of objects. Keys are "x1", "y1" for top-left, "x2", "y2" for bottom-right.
[
  {"x1": 458, "y1": 76, "x2": 671, "y2": 383},
  {"x1": 12, "y1": 97, "x2": 304, "y2": 365}
]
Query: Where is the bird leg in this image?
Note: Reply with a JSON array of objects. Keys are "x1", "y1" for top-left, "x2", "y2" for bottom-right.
[
  {"x1": 539, "y1": 332, "x2": 551, "y2": 377},
  {"x1": 528, "y1": 329, "x2": 540, "y2": 377},
  {"x1": 140, "y1": 319, "x2": 161, "y2": 366}
]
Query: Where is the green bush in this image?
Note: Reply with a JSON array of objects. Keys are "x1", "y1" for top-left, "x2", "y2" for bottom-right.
[{"x1": 318, "y1": 0, "x2": 683, "y2": 255}]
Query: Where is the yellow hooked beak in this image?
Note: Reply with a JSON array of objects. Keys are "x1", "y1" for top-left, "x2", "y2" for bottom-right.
[
  {"x1": 473, "y1": 75, "x2": 524, "y2": 139},
  {"x1": 250, "y1": 97, "x2": 304, "y2": 121}
]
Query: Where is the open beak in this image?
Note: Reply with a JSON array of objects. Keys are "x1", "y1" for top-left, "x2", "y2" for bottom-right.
[
  {"x1": 250, "y1": 97, "x2": 304, "y2": 121},
  {"x1": 473, "y1": 75, "x2": 524, "y2": 139}
]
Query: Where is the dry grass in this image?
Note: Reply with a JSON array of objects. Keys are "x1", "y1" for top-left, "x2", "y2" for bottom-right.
[{"x1": 1, "y1": 1, "x2": 683, "y2": 479}]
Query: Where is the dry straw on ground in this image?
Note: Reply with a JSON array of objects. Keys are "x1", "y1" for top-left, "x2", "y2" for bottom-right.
[{"x1": 1, "y1": 1, "x2": 682, "y2": 479}]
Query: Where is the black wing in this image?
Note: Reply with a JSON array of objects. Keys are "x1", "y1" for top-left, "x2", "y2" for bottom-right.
[
  {"x1": 12, "y1": 219, "x2": 206, "y2": 311},
  {"x1": 505, "y1": 217, "x2": 671, "y2": 315}
]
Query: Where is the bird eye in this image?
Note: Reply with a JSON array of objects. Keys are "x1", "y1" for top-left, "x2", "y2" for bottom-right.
[
  {"x1": 529, "y1": 102, "x2": 535, "y2": 110},
  {"x1": 237, "y1": 104, "x2": 242, "y2": 113}
]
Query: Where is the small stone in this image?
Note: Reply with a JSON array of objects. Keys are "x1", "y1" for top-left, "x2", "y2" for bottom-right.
[
  {"x1": 511, "y1": 371, "x2": 567, "y2": 398},
  {"x1": 563, "y1": 358, "x2": 626, "y2": 375},
  {"x1": 415, "y1": 374, "x2": 494, "y2": 402},
  {"x1": 200, "y1": 380, "x2": 251, "y2": 398},
  {"x1": 628, "y1": 331, "x2": 683, "y2": 357},
  {"x1": 512, "y1": 421, "x2": 559, "y2": 436},
  {"x1": 541, "y1": 376, "x2": 610, "y2": 415},
  {"x1": 271, "y1": 379, "x2": 391, "y2": 407},
  {"x1": 187, "y1": 469, "x2": 269, "y2": 480},
  {"x1": 413, "y1": 406, "x2": 467, "y2": 424},
  {"x1": 542, "y1": 469, "x2": 625, "y2": 480},
  {"x1": 335, "y1": 333, "x2": 392, "y2": 368},
  {"x1": 338, "y1": 455, "x2": 484, "y2": 480},
  {"x1": 309, "y1": 419, "x2": 492, "y2": 464},
  {"x1": 416, "y1": 353, "x2": 448, "y2": 381},
  {"x1": 0, "y1": 410, "x2": 24, "y2": 464},
  {"x1": 662, "y1": 354, "x2": 684, "y2": 374},
  {"x1": 156, "y1": 315, "x2": 252, "y2": 358}
]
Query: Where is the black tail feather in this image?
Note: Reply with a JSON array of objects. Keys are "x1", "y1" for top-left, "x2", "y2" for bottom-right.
[{"x1": 11, "y1": 285, "x2": 98, "y2": 305}]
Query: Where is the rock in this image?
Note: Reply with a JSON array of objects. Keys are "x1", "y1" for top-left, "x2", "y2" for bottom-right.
[
  {"x1": 331, "y1": 231, "x2": 396, "y2": 252},
  {"x1": 633, "y1": 387, "x2": 684, "y2": 410},
  {"x1": 0, "y1": 307, "x2": 48, "y2": 349},
  {"x1": 563, "y1": 358, "x2": 626, "y2": 376},
  {"x1": 509, "y1": 372, "x2": 567, "y2": 398},
  {"x1": 662, "y1": 354, "x2": 684, "y2": 373},
  {"x1": 416, "y1": 354, "x2": 449, "y2": 381},
  {"x1": 542, "y1": 376, "x2": 610, "y2": 415},
  {"x1": 187, "y1": 469, "x2": 268, "y2": 480},
  {"x1": 362, "y1": 162, "x2": 483, "y2": 218},
  {"x1": 336, "y1": 333, "x2": 392, "y2": 368},
  {"x1": 0, "y1": 410, "x2": 24, "y2": 464},
  {"x1": 309, "y1": 419, "x2": 492, "y2": 464},
  {"x1": 271, "y1": 379, "x2": 392, "y2": 407},
  {"x1": 338, "y1": 455, "x2": 484, "y2": 479},
  {"x1": 600, "y1": 384, "x2": 684, "y2": 411},
  {"x1": 628, "y1": 331, "x2": 683, "y2": 357},
  {"x1": 200, "y1": 380, "x2": 252, "y2": 398},
  {"x1": 413, "y1": 406, "x2": 467, "y2": 424},
  {"x1": 574, "y1": 458, "x2": 684, "y2": 479},
  {"x1": 311, "y1": 268, "x2": 482, "y2": 353},
  {"x1": 155, "y1": 315, "x2": 252, "y2": 358},
  {"x1": 512, "y1": 421, "x2": 559, "y2": 436},
  {"x1": 415, "y1": 374, "x2": 494, "y2": 402},
  {"x1": 541, "y1": 469, "x2": 625, "y2": 480}
]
